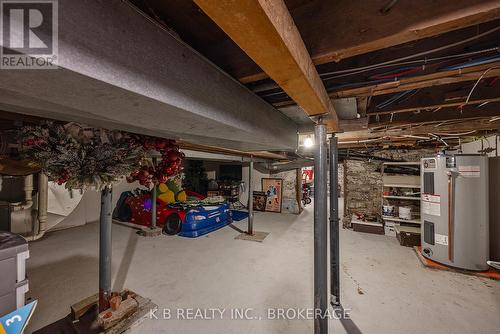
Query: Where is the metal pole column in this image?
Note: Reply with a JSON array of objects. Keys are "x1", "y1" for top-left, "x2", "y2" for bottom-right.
[
  {"x1": 151, "y1": 157, "x2": 158, "y2": 229},
  {"x1": 247, "y1": 158, "x2": 254, "y2": 235},
  {"x1": 99, "y1": 186, "x2": 113, "y2": 312},
  {"x1": 329, "y1": 134, "x2": 340, "y2": 306},
  {"x1": 314, "y1": 122, "x2": 328, "y2": 334}
]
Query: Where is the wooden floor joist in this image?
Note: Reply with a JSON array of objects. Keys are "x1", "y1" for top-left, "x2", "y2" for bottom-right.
[
  {"x1": 238, "y1": 1, "x2": 500, "y2": 83},
  {"x1": 369, "y1": 97, "x2": 500, "y2": 116},
  {"x1": 194, "y1": 0, "x2": 338, "y2": 131},
  {"x1": 330, "y1": 62, "x2": 500, "y2": 98},
  {"x1": 372, "y1": 118, "x2": 500, "y2": 133},
  {"x1": 338, "y1": 118, "x2": 500, "y2": 147},
  {"x1": 369, "y1": 102, "x2": 500, "y2": 127}
]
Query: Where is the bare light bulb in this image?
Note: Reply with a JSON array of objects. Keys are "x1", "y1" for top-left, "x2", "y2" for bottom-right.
[{"x1": 304, "y1": 137, "x2": 314, "y2": 148}]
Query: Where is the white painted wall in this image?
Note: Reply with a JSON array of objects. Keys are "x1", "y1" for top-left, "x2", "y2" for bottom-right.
[
  {"x1": 460, "y1": 135, "x2": 499, "y2": 157},
  {"x1": 47, "y1": 179, "x2": 141, "y2": 231},
  {"x1": 239, "y1": 164, "x2": 270, "y2": 205},
  {"x1": 48, "y1": 183, "x2": 84, "y2": 216}
]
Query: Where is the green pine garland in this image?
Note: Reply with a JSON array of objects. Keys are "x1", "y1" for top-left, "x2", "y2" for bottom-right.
[{"x1": 19, "y1": 122, "x2": 146, "y2": 190}]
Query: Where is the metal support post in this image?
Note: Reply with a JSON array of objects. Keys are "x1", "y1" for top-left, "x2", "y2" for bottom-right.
[
  {"x1": 247, "y1": 158, "x2": 254, "y2": 235},
  {"x1": 38, "y1": 173, "x2": 49, "y2": 233},
  {"x1": 314, "y1": 122, "x2": 328, "y2": 334},
  {"x1": 99, "y1": 186, "x2": 113, "y2": 312},
  {"x1": 329, "y1": 134, "x2": 340, "y2": 306},
  {"x1": 151, "y1": 157, "x2": 158, "y2": 229}
]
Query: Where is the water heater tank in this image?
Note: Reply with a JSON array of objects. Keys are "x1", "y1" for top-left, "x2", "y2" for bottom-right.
[{"x1": 421, "y1": 154, "x2": 489, "y2": 271}]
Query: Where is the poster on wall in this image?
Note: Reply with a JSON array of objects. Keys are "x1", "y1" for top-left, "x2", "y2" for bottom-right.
[
  {"x1": 262, "y1": 178, "x2": 283, "y2": 213},
  {"x1": 252, "y1": 191, "x2": 267, "y2": 212}
]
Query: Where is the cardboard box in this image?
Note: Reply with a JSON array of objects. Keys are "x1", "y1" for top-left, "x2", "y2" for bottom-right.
[
  {"x1": 395, "y1": 226, "x2": 421, "y2": 247},
  {"x1": 352, "y1": 221, "x2": 384, "y2": 235}
]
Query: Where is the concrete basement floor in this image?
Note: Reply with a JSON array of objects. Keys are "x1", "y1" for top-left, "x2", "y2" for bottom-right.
[{"x1": 25, "y1": 200, "x2": 499, "y2": 334}]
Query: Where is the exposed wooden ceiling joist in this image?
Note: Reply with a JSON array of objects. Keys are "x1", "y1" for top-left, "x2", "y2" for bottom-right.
[
  {"x1": 369, "y1": 102, "x2": 500, "y2": 128},
  {"x1": 239, "y1": 1, "x2": 500, "y2": 83},
  {"x1": 371, "y1": 118, "x2": 500, "y2": 134},
  {"x1": 337, "y1": 119, "x2": 500, "y2": 147},
  {"x1": 369, "y1": 84, "x2": 500, "y2": 116},
  {"x1": 330, "y1": 62, "x2": 500, "y2": 98},
  {"x1": 370, "y1": 97, "x2": 500, "y2": 116},
  {"x1": 357, "y1": 97, "x2": 369, "y2": 118},
  {"x1": 193, "y1": 0, "x2": 339, "y2": 130}
]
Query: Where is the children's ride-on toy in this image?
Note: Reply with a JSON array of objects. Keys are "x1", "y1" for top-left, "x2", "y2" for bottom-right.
[{"x1": 114, "y1": 188, "x2": 232, "y2": 237}]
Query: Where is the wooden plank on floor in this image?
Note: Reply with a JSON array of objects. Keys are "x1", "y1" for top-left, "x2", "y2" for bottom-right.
[{"x1": 71, "y1": 293, "x2": 99, "y2": 320}]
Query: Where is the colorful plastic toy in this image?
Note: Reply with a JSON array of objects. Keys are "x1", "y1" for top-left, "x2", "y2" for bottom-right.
[{"x1": 114, "y1": 187, "x2": 232, "y2": 237}]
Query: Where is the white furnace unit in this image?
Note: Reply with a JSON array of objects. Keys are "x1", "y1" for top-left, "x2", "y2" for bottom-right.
[{"x1": 421, "y1": 154, "x2": 489, "y2": 271}]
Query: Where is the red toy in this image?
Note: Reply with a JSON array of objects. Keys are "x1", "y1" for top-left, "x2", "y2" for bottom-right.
[
  {"x1": 116, "y1": 190, "x2": 232, "y2": 237},
  {"x1": 124, "y1": 191, "x2": 205, "y2": 234},
  {"x1": 127, "y1": 138, "x2": 184, "y2": 188}
]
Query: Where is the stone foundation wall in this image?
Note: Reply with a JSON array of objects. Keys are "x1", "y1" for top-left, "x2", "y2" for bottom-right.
[
  {"x1": 338, "y1": 163, "x2": 344, "y2": 197},
  {"x1": 372, "y1": 148, "x2": 435, "y2": 161},
  {"x1": 273, "y1": 169, "x2": 300, "y2": 214},
  {"x1": 343, "y1": 160, "x2": 382, "y2": 225},
  {"x1": 342, "y1": 149, "x2": 434, "y2": 225}
]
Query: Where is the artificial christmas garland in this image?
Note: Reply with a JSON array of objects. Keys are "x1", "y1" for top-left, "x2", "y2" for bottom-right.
[
  {"x1": 19, "y1": 122, "x2": 185, "y2": 190},
  {"x1": 19, "y1": 122, "x2": 145, "y2": 190},
  {"x1": 126, "y1": 138, "x2": 184, "y2": 188}
]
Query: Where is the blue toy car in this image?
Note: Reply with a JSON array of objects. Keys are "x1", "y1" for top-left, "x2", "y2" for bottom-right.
[
  {"x1": 114, "y1": 191, "x2": 233, "y2": 238},
  {"x1": 179, "y1": 203, "x2": 233, "y2": 238}
]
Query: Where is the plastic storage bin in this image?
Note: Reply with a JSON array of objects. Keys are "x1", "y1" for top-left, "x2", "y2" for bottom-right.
[{"x1": 0, "y1": 231, "x2": 29, "y2": 316}]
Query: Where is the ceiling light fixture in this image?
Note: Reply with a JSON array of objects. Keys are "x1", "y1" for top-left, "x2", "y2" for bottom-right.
[{"x1": 304, "y1": 137, "x2": 314, "y2": 148}]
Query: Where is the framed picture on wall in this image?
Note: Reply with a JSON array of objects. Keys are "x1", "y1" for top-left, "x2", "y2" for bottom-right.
[
  {"x1": 252, "y1": 191, "x2": 267, "y2": 212},
  {"x1": 261, "y1": 178, "x2": 283, "y2": 213}
]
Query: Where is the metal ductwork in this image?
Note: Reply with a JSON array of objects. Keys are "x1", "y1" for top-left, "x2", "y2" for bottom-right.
[
  {"x1": 256, "y1": 159, "x2": 314, "y2": 173},
  {"x1": 256, "y1": 149, "x2": 406, "y2": 173},
  {"x1": 0, "y1": 0, "x2": 297, "y2": 152}
]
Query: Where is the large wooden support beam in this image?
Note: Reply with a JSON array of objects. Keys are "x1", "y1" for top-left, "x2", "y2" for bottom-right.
[
  {"x1": 194, "y1": 0, "x2": 338, "y2": 130},
  {"x1": 330, "y1": 62, "x2": 500, "y2": 98},
  {"x1": 238, "y1": 1, "x2": 500, "y2": 83}
]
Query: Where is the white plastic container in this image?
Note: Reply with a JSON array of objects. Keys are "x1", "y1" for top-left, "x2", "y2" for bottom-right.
[
  {"x1": 398, "y1": 206, "x2": 412, "y2": 220},
  {"x1": 383, "y1": 205, "x2": 395, "y2": 216},
  {"x1": 17, "y1": 250, "x2": 29, "y2": 283},
  {"x1": 16, "y1": 280, "x2": 28, "y2": 309},
  {"x1": 385, "y1": 225, "x2": 396, "y2": 236},
  {"x1": 0, "y1": 232, "x2": 29, "y2": 315}
]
